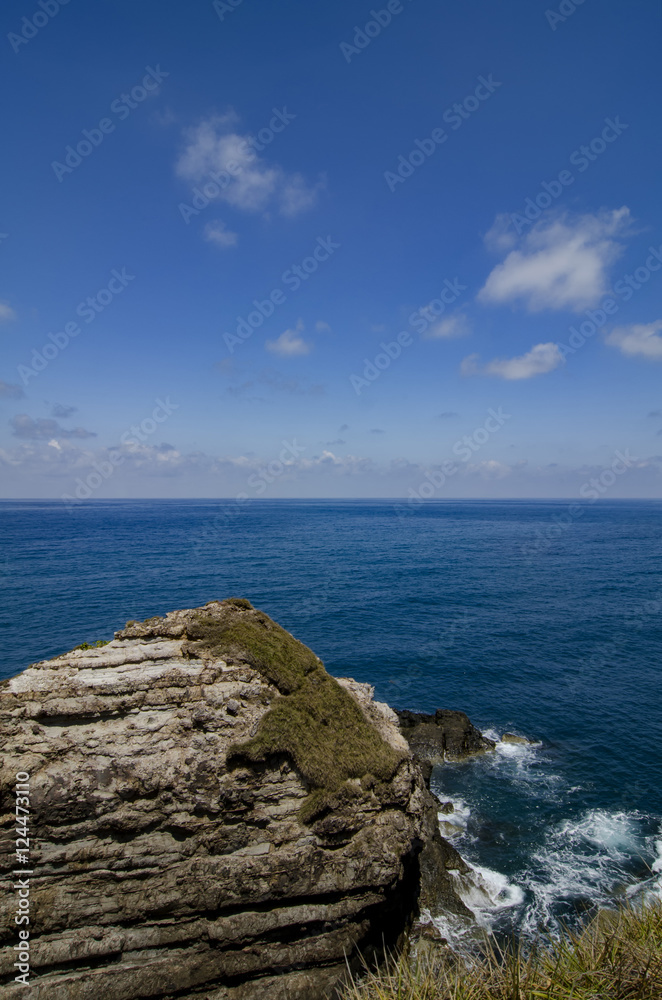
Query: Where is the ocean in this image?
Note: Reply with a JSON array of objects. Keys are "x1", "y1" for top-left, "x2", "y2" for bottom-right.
[{"x1": 1, "y1": 498, "x2": 661, "y2": 940}]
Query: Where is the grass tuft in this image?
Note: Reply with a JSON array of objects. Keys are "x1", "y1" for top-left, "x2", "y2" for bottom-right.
[{"x1": 341, "y1": 900, "x2": 662, "y2": 1000}]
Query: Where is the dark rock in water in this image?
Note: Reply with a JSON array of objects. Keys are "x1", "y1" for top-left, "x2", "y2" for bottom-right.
[
  {"x1": 0, "y1": 599, "x2": 474, "y2": 1000},
  {"x1": 396, "y1": 708, "x2": 496, "y2": 762},
  {"x1": 418, "y1": 802, "x2": 472, "y2": 918},
  {"x1": 501, "y1": 732, "x2": 530, "y2": 744},
  {"x1": 439, "y1": 800, "x2": 455, "y2": 814}
]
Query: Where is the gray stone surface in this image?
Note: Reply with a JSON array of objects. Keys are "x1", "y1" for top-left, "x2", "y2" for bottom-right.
[{"x1": 0, "y1": 600, "x2": 468, "y2": 999}]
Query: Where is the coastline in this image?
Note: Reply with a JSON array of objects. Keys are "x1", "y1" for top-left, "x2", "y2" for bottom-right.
[{"x1": 1, "y1": 597, "x2": 660, "y2": 997}]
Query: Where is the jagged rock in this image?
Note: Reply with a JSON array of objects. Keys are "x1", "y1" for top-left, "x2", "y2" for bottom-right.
[
  {"x1": 0, "y1": 599, "x2": 470, "y2": 1000},
  {"x1": 417, "y1": 794, "x2": 472, "y2": 919},
  {"x1": 501, "y1": 733, "x2": 530, "y2": 745},
  {"x1": 396, "y1": 709, "x2": 495, "y2": 763}
]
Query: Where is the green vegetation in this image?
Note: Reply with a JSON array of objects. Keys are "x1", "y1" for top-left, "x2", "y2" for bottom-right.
[
  {"x1": 190, "y1": 599, "x2": 404, "y2": 821},
  {"x1": 73, "y1": 639, "x2": 109, "y2": 650},
  {"x1": 341, "y1": 901, "x2": 662, "y2": 1000},
  {"x1": 188, "y1": 602, "x2": 321, "y2": 694}
]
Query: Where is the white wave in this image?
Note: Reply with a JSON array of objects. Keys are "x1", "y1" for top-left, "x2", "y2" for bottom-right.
[
  {"x1": 432, "y1": 736, "x2": 662, "y2": 942},
  {"x1": 458, "y1": 732, "x2": 563, "y2": 803},
  {"x1": 494, "y1": 743, "x2": 534, "y2": 765},
  {"x1": 520, "y1": 809, "x2": 659, "y2": 935},
  {"x1": 420, "y1": 862, "x2": 525, "y2": 948},
  {"x1": 421, "y1": 907, "x2": 475, "y2": 947},
  {"x1": 433, "y1": 736, "x2": 559, "y2": 829},
  {"x1": 437, "y1": 796, "x2": 471, "y2": 840},
  {"x1": 652, "y1": 836, "x2": 662, "y2": 874},
  {"x1": 450, "y1": 863, "x2": 525, "y2": 930},
  {"x1": 626, "y1": 830, "x2": 662, "y2": 904},
  {"x1": 495, "y1": 740, "x2": 538, "y2": 760},
  {"x1": 556, "y1": 810, "x2": 644, "y2": 856},
  {"x1": 483, "y1": 727, "x2": 543, "y2": 751}
]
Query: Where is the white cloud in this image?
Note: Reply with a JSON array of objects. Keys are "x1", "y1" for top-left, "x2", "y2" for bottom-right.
[
  {"x1": 0, "y1": 300, "x2": 16, "y2": 323},
  {"x1": 461, "y1": 342, "x2": 565, "y2": 380},
  {"x1": 478, "y1": 208, "x2": 631, "y2": 312},
  {"x1": 605, "y1": 320, "x2": 662, "y2": 361},
  {"x1": 424, "y1": 313, "x2": 471, "y2": 340},
  {"x1": 266, "y1": 320, "x2": 311, "y2": 357},
  {"x1": 2, "y1": 436, "x2": 662, "y2": 499},
  {"x1": 483, "y1": 213, "x2": 518, "y2": 253},
  {"x1": 204, "y1": 220, "x2": 238, "y2": 248},
  {"x1": 315, "y1": 320, "x2": 332, "y2": 334},
  {"x1": 279, "y1": 173, "x2": 325, "y2": 216},
  {"x1": 176, "y1": 114, "x2": 321, "y2": 217},
  {"x1": 467, "y1": 459, "x2": 512, "y2": 479}
]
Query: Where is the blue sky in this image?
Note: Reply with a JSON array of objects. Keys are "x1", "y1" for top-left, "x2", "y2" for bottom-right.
[{"x1": 1, "y1": 0, "x2": 661, "y2": 499}]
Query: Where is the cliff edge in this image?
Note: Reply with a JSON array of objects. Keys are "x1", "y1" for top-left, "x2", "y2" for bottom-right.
[{"x1": 0, "y1": 599, "x2": 472, "y2": 999}]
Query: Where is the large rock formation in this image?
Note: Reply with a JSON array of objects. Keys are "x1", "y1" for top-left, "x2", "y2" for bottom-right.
[{"x1": 0, "y1": 599, "x2": 469, "y2": 999}]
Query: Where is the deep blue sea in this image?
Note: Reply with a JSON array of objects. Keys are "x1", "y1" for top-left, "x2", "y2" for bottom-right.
[{"x1": 1, "y1": 499, "x2": 661, "y2": 939}]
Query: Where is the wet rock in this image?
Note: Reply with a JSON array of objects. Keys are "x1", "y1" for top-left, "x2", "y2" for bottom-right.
[
  {"x1": 396, "y1": 708, "x2": 495, "y2": 762},
  {"x1": 501, "y1": 732, "x2": 530, "y2": 744},
  {"x1": 418, "y1": 791, "x2": 472, "y2": 919}
]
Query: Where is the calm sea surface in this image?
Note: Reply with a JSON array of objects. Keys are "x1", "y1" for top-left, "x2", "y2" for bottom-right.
[{"x1": 1, "y1": 499, "x2": 660, "y2": 937}]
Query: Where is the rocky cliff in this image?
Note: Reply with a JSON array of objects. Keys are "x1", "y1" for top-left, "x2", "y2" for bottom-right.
[{"x1": 0, "y1": 599, "x2": 474, "y2": 999}]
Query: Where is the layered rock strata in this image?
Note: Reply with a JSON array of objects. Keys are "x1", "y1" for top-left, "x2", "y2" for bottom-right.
[{"x1": 0, "y1": 599, "x2": 470, "y2": 999}]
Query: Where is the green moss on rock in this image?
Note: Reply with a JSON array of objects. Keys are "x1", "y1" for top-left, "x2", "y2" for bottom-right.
[
  {"x1": 223, "y1": 597, "x2": 254, "y2": 610},
  {"x1": 186, "y1": 605, "x2": 319, "y2": 695},
  {"x1": 188, "y1": 599, "x2": 404, "y2": 821}
]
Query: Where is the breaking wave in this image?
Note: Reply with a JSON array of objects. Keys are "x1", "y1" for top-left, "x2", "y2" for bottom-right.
[{"x1": 430, "y1": 734, "x2": 662, "y2": 943}]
